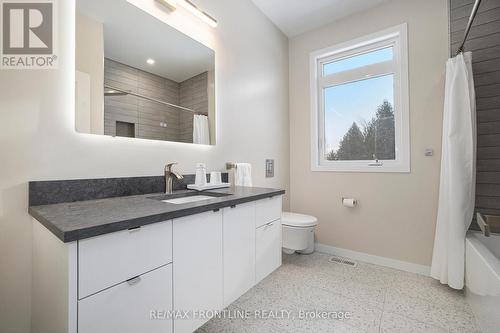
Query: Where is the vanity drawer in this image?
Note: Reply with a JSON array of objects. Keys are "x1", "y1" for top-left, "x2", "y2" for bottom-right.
[
  {"x1": 78, "y1": 220, "x2": 172, "y2": 299},
  {"x1": 256, "y1": 219, "x2": 282, "y2": 283},
  {"x1": 255, "y1": 195, "x2": 282, "y2": 228},
  {"x1": 78, "y1": 264, "x2": 173, "y2": 333}
]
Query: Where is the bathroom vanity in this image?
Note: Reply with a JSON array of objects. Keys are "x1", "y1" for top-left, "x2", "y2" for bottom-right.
[{"x1": 29, "y1": 181, "x2": 284, "y2": 333}]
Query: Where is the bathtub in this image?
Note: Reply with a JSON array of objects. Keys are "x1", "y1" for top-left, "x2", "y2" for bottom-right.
[{"x1": 465, "y1": 231, "x2": 500, "y2": 333}]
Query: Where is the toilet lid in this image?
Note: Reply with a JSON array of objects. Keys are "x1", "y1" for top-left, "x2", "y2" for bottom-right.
[{"x1": 281, "y1": 212, "x2": 317, "y2": 227}]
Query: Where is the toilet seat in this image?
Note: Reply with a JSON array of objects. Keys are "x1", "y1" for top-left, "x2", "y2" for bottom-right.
[{"x1": 282, "y1": 212, "x2": 317, "y2": 228}]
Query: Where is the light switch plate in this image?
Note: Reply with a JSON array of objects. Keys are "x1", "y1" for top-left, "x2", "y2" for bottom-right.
[{"x1": 265, "y1": 159, "x2": 274, "y2": 178}]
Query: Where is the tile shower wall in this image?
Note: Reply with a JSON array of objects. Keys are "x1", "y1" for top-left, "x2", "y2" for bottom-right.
[
  {"x1": 450, "y1": 0, "x2": 500, "y2": 223},
  {"x1": 179, "y1": 72, "x2": 209, "y2": 143},
  {"x1": 104, "y1": 58, "x2": 209, "y2": 143}
]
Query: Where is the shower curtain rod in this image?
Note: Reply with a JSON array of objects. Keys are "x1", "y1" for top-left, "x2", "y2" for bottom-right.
[
  {"x1": 456, "y1": 0, "x2": 482, "y2": 55},
  {"x1": 104, "y1": 84, "x2": 205, "y2": 115}
]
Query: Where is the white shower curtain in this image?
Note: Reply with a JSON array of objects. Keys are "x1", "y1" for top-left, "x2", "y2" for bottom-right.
[
  {"x1": 431, "y1": 52, "x2": 476, "y2": 290},
  {"x1": 193, "y1": 114, "x2": 210, "y2": 145}
]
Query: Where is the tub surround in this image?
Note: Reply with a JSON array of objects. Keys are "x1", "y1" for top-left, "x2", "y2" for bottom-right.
[
  {"x1": 465, "y1": 231, "x2": 500, "y2": 333},
  {"x1": 449, "y1": 0, "x2": 500, "y2": 229},
  {"x1": 28, "y1": 179, "x2": 284, "y2": 242}
]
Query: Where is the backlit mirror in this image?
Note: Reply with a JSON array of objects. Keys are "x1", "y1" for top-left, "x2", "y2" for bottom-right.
[{"x1": 75, "y1": 0, "x2": 215, "y2": 145}]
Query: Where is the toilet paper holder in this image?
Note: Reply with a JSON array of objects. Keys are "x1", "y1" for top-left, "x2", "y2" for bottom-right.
[{"x1": 342, "y1": 197, "x2": 358, "y2": 207}]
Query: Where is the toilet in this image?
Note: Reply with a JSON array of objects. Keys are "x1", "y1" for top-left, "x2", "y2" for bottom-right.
[{"x1": 282, "y1": 212, "x2": 318, "y2": 254}]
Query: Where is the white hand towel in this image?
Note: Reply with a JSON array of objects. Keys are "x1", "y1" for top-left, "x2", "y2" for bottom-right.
[{"x1": 234, "y1": 163, "x2": 252, "y2": 187}]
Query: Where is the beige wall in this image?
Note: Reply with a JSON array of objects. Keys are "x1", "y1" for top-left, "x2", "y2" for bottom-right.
[
  {"x1": 75, "y1": 12, "x2": 104, "y2": 135},
  {"x1": 0, "y1": 0, "x2": 289, "y2": 331},
  {"x1": 289, "y1": 0, "x2": 449, "y2": 266}
]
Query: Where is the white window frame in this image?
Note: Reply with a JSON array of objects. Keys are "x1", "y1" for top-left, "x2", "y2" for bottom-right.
[{"x1": 310, "y1": 23, "x2": 410, "y2": 173}]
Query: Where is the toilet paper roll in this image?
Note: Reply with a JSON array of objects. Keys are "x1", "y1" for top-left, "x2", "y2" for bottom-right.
[{"x1": 342, "y1": 198, "x2": 357, "y2": 208}]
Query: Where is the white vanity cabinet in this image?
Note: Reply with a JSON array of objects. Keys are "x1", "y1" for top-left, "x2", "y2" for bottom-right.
[
  {"x1": 78, "y1": 264, "x2": 173, "y2": 333},
  {"x1": 223, "y1": 202, "x2": 256, "y2": 307},
  {"x1": 256, "y1": 219, "x2": 282, "y2": 283},
  {"x1": 173, "y1": 210, "x2": 224, "y2": 333},
  {"x1": 78, "y1": 221, "x2": 173, "y2": 333},
  {"x1": 31, "y1": 194, "x2": 283, "y2": 333},
  {"x1": 78, "y1": 221, "x2": 172, "y2": 298},
  {"x1": 255, "y1": 196, "x2": 282, "y2": 283},
  {"x1": 31, "y1": 219, "x2": 174, "y2": 333},
  {"x1": 255, "y1": 195, "x2": 282, "y2": 228}
]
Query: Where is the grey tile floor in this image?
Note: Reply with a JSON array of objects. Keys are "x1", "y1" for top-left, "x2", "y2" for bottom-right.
[{"x1": 198, "y1": 252, "x2": 480, "y2": 333}]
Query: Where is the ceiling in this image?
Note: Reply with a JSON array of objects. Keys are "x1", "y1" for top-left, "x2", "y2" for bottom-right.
[
  {"x1": 251, "y1": 0, "x2": 389, "y2": 37},
  {"x1": 77, "y1": 0, "x2": 214, "y2": 82}
]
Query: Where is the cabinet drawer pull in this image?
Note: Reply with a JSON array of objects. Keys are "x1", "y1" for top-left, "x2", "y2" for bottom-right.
[
  {"x1": 230, "y1": 205, "x2": 236, "y2": 208},
  {"x1": 126, "y1": 276, "x2": 141, "y2": 286},
  {"x1": 264, "y1": 221, "x2": 275, "y2": 229},
  {"x1": 213, "y1": 208, "x2": 220, "y2": 212},
  {"x1": 127, "y1": 226, "x2": 141, "y2": 232}
]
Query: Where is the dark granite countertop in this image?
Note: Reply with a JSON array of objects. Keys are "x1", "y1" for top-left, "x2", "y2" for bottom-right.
[{"x1": 29, "y1": 186, "x2": 285, "y2": 243}]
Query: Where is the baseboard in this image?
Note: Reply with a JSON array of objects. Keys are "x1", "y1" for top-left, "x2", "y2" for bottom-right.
[{"x1": 315, "y1": 243, "x2": 431, "y2": 276}]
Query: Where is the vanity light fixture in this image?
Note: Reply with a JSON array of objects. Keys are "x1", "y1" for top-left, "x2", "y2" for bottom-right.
[
  {"x1": 156, "y1": 0, "x2": 217, "y2": 28},
  {"x1": 177, "y1": 0, "x2": 217, "y2": 28},
  {"x1": 146, "y1": 58, "x2": 155, "y2": 65},
  {"x1": 157, "y1": 0, "x2": 177, "y2": 11}
]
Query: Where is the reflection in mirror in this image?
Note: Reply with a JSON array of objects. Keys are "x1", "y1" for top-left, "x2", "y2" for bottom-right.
[{"x1": 75, "y1": 0, "x2": 215, "y2": 145}]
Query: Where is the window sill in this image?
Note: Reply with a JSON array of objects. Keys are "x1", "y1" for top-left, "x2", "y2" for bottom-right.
[{"x1": 311, "y1": 161, "x2": 410, "y2": 173}]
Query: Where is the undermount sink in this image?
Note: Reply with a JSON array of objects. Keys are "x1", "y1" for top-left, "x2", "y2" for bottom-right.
[
  {"x1": 148, "y1": 191, "x2": 230, "y2": 205},
  {"x1": 161, "y1": 195, "x2": 219, "y2": 205}
]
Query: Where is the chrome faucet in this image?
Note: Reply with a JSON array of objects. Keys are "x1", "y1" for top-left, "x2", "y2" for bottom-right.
[{"x1": 165, "y1": 163, "x2": 184, "y2": 194}]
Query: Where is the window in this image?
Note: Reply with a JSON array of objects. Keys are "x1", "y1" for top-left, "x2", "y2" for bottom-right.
[{"x1": 310, "y1": 24, "x2": 409, "y2": 172}]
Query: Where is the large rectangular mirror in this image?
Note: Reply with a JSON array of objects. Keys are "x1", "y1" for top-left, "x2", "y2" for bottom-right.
[{"x1": 75, "y1": 0, "x2": 215, "y2": 145}]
